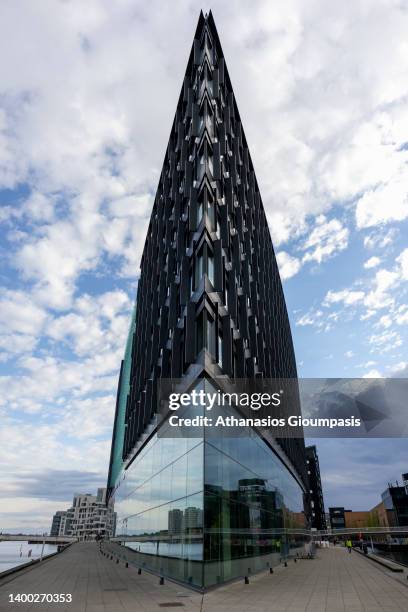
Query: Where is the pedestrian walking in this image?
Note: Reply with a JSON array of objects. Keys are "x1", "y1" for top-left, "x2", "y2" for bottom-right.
[{"x1": 346, "y1": 539, "x2": 352, "y2": 553}]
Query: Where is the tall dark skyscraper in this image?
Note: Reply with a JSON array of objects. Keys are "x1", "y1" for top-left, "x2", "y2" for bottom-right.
[{"x1": 108, "y1": 11, "x2": 309, "y2": 589}]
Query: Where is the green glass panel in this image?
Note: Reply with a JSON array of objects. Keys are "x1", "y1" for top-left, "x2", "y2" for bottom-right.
[{"x1": 108, "y1": 305, "x2": 136, "y2": 488}]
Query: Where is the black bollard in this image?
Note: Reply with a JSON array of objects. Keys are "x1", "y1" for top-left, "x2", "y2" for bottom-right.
[
  {"x1": 284, "y1": 561, "x2": 288, "y2": 567},
  {"x1": 294, "y1": 558, "x2": 297, "y2": 563},
  {"x1": 138, "y1": 568, "x2": 142, "y2": 575},
  {"x1": 125, "y1": 562, "x2": 129, "y2": 568},
  {"x1": 244, "y1": 576, "x2": 249, "y2": 584},
  {"x1": 159, "y1": 577, "x2": 164, "y2": 585},
  {"x1": 116, "y1": 559, "x2": 119, "y2": 564},
  {"x1": 269, "y1": 567, "x2": 274, "y2": 574}
]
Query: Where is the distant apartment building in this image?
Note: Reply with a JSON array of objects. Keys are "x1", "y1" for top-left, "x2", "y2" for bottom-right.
[
  {"x1": 183, "y1": 506, "x2": 203, "y2": 532},
  {"x1": 168, "y1": 506, "x2": 203, "y2": 535},
  {"x1": 168, "y1": 509, "x2": 183, "y2": 535},
  {"x1": 50, "y1": 488, "x2": 116, "y2": 540},
  {"x1": 50, "y1": 510, "x2": 67, "y2": 537},
  {"x1": 306, "y1": 446, "x2": 326, "y2": 530}
]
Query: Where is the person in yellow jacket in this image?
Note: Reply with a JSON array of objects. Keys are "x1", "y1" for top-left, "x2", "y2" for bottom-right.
[{"x1": 346, "y1": 539, "x2": 353, "y2": 553}]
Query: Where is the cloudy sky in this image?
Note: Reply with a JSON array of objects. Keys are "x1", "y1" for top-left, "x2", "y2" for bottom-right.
[{"x1": 0, "y1": 0, "x2": 407, "y2": 531}]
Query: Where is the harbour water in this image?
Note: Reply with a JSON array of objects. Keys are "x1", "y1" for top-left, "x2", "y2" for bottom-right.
[
  {"x1": 127, "y1": 541, "x2": 203, "y2": 560},
  {"x1": 376, "y1": 549, "x2": 408, "y2": 567},
  {"x1": 0, "y1": 541, "x2": 58, "y2": 573}
]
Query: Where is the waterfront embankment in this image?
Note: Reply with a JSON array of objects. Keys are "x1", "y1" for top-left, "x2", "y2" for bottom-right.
[
  {"x1": 0, "y1": 540, "x2": 58, "y2": 573},
  {"x1": 1, "y1": 541, "x2": 408, "y2": 611}
]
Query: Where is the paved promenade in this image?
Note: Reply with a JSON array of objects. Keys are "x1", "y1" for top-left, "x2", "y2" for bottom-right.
[{"x1": 0, "y1": 543, "x2": 407, "y2": 611}]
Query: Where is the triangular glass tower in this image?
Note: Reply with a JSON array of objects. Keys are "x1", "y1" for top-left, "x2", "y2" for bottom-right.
[{"x1": 108, "y1": 11, "x2": 309, "y2": 589}]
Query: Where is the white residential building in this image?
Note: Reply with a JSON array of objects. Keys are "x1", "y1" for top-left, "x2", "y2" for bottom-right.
[{"x1": 51, "y1": 488, "x2": 116, "y2": 540}]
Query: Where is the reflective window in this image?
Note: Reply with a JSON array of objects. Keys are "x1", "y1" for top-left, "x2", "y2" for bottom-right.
[
  {"x1": 207, "y1": 196, "x2": 215, "y2": 231},
  {"x1": 208, "y1": 251, "x2": 214, "y2": 285},
  {"x1": 113, "y1": 393, "x2": 306, "y2": 589},
  {"x1": 194, "y1": 247, "x2": 204, "y2": 289},
  {"x1": 218, "y1": 332, "x2": 223, "y2": 367},
  {"x1": 206, "y1": 315, "x2": 216, "y2": 357}
]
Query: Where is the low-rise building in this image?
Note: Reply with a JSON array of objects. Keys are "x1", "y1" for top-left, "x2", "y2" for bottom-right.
[
  {"x1": 344, "y1": 510, "x2": 370, "y2": 529},
  {"x1": 328, "y1": 473, "x2": 408, "y2": 531},
  {"x1": 329, "y1": 507, "x2": 351, "y2": 530},
  {"x1": 368, "y1": 501, "x2": 389, "y2": 527}
]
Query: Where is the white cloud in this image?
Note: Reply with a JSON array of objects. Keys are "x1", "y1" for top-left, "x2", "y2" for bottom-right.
[
  {"x1": 395, "y1": 310, "x2": 408, "y2": 325},
  {"x1": 23, "y1": 191, "x2": 55, "y2": 223},
  {"x1": 47, "y1": 290, "x2": 131, "y2": 357},
  {"x1": 391, "y1": 361, "x2": 407, "y2": 373},
  {"x1": 368, "y1": 330, "x2": 402, "y2": 351},
  {"x1": 295, "y1": 308, "x2": 334, "y2": 332},
  {"x1": 363, "y1": 256, "x2": 380, "y2": 269},
  {"x1": 323, "y1": 289, "x2": 365, "y2": 307},
  {"x1": 363, "y1": 229, "x2": 397, "y2": 250},
  {"x1": 356, "y1": 174, "x2": 408, "y2": 229},
  {"x1": 357, "y1": 360, "x2": 376, "y2": 368},
  {"x1": 296, "y1": 309, "x2": 323, "y2": 327},
  {"x1": 301, "y1": 216, "x2": 349, "y2": 264},
  {"x1": 15, "y1": 218, "x2": 101, "y2": 310},
  {"x1": 363, "y1": 268, "x2": 399, "y2": 310},
  {"x1": 0, "y1": 333, "x2": 38, "y2": 357},
  {"x1": 378, "y1": 315, "x2": 392, "y2": 328},
  {"x1": 362, "y1": 369, "x2": 382, "y2": 378},
  {"x1": 396, "y1": 248, "x2": 408, "y2": 280},
  {"x1": 344, "y1": 350, "x2": 354, "y2": 358},
  {"x1": 0, "y1": 290, "x2": 47, "y2": 336},
  {"x1": 374, "y1": 269, "x2": 398, "y2": 293},
  {"x1": 360, "y1": 310, "x2": 376, "y2": 320},
  {"x1": 76, "y1": 290, "x2": 131, "y2": 320},
  {"x1": 276, "y1": 250, "x2": 302, "y2": 280}
]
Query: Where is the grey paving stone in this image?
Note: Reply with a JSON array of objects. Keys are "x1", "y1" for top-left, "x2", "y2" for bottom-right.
[{"x1": 0, "y1": 543, "x2": 408, "y2": 612}]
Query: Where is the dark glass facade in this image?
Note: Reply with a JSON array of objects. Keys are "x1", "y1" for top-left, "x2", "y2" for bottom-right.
[
  {"x1": 381, "y1": 484, "x2": 408, "y2": 527},
  {"x1": 113, "y1": 421, "x2": 306, "y2": 587},
  {"x1": 108, "y1": 11, "x2": 309, "y2": 589},
  {"x1": 306, "y1": 445, "x2": 326, "y2": 531},
  {"x1": 329, "y1": 507, "x2": 348, "y2": 530}
]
